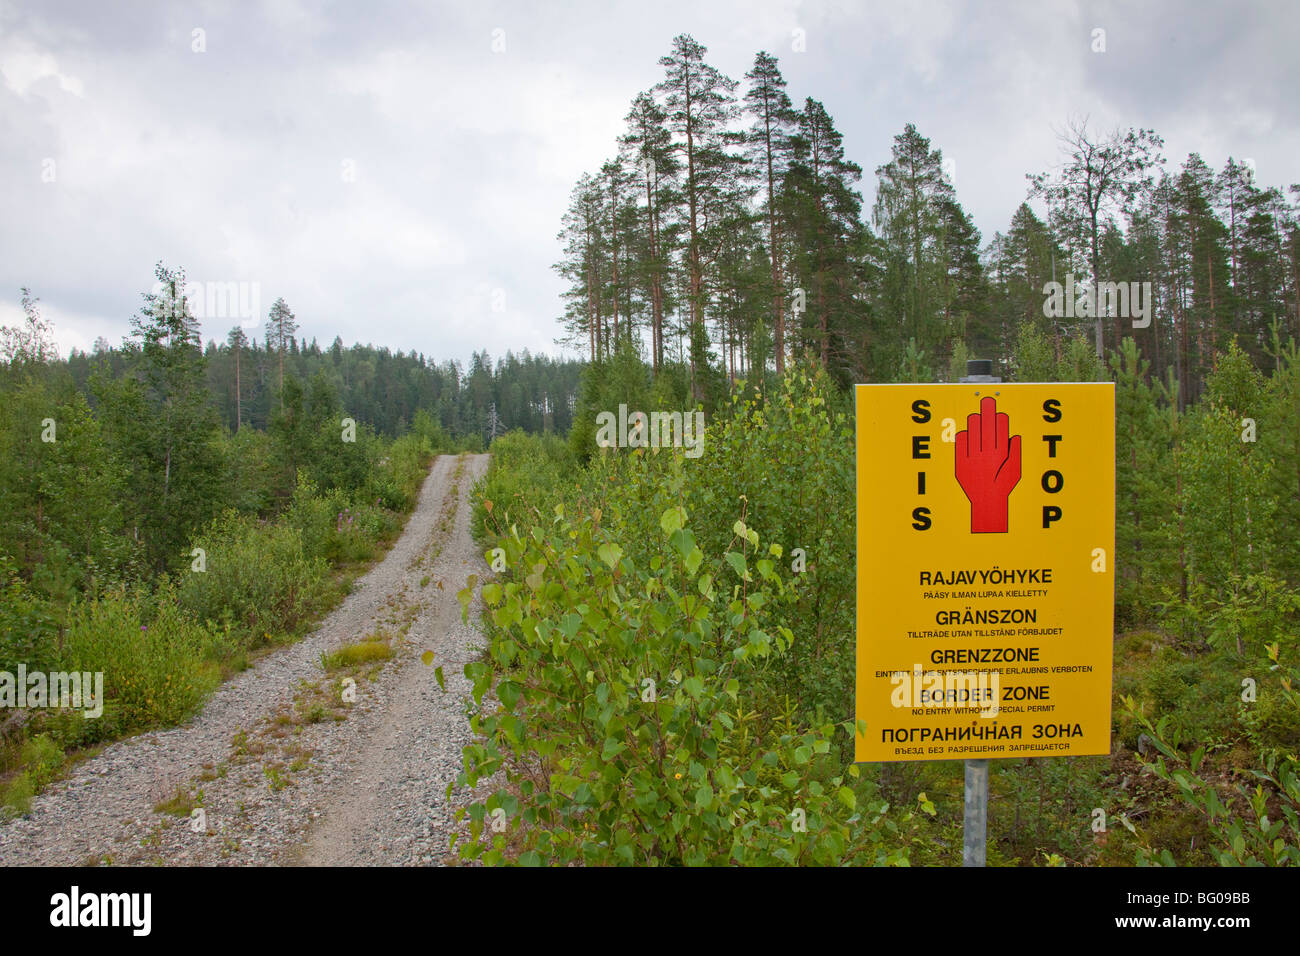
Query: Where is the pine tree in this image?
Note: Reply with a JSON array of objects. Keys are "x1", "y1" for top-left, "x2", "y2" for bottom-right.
[
  {"x1": 266, "y1": 297, "x2": 298, "y2": 409},
  {"x1": 556, "y1": 173, "x2": 606, "y2": 361},
  {"x1": 986, "y1": 203, "x2": 1064, "y2": 359},
  {"x1": 598, "y1": 156, "x2": 640, "y2": 350},
  {"x1": 1165, "y1": 155, "x2": 1231, "y2": 404},
  {"x1": 778, "y1": 99, "x2": 865, "y2": 377},
  {"x1": 227, "y1": 326, "x2": 248, "y2": 430},
  {"x1": 1217, "y1": 157, "x2": 1255, "y2": 332},
  {"x1": 873, "y1": 124, "x2": 953, "y2": 362},
  {"x1": 743, "y1": 52, "x2": 799, "y2": 374},
  {"x1": 1260, "y1": 333, "x2": 1300, "y2": 581},
  {"x1": 619, "y1": 92, "x2": 680, "y2": 372},
  {"x1": 1182, "y1": 344, "x2": 1275, "y2": 654},
  {"x1": 105, "y1": 262, "x2": 224, "y2": 569},
  {"x1": 654, "y1": 34, "x2": 740, "y2": 398},
  {"x1": 1110, "y1": 338, "x2": 1177, "y2": 620},
  {"x1": 935, "y1": 193, "x2": 988, "y2": 354}
]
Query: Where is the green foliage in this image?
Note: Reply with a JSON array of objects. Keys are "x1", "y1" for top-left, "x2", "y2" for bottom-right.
[
  {"x1": 1111, "y1": 339, "x2": 1178, "y2": 623},
  {"x1": 176, "y1": 510, "x2": 331, "y2": 653},
  {"x1": 945, "y1": 338, "x2": 971, "y2": 383},
  {"x1": 1056, "y1": 334, "x2": 1106, "y2": 382},
  {"x1": 322, "y1": 640, "x2": 393, "y2": 670},
  {"x1": 0, "y1": 380, "x2": 133, "y2": 595},
  {"x1": 1012, "y1": 321, "x2": 1057, "y2": 382},
  {"x1": 896, "y1": 337, "x2": 931, "y2": 383},
  {"x1": 1, "y1": 771, "x2": 35, "y2": 818},
  {"x1": 471, "y1": 430, "x2": 574, "y2": 543},
  {"x1": 1195, "y1": 574, "x2": 1300, "y2": 661},
  {"x1": 19, "y1": 734, "x2": 65, "y2": 790},
  {"x1": 410, "y1": 408, "x2": 451, "y2": 452},
  {"x1": 455, "y1": 495, "x2": 920, "y2": 865},
  {"x1": 100, "y1": 262, "x2": 225, "y2": 571},
  {"x1": 991, "y1": 756, "x2": 1111, "y2": 863},
  {"x1": 1179, "y1": 401, "x2": 1277, "y2": 651},
  {"x1": 1259, "y1": 337, "x2": 1300, "y2": 581},
  {"x1": 1122, "y1": 643, "x2": 1300, "y2": 866},
  {"x1": 459, "y1": 364, "x2": 935, "y2": 865},
  {"x1": 687, "y1": 363, "x2": 856, "y2": 727},
  {"x1": 286, "y1": 473, "x2": 391, "y2": 566},
  {"x1": 1206, "y1": 340, "x2": 1265, "y2": 417},
  {"x1": 567, "y1": 341, "x2": 660, "y2": 462},
  {"x1": 217, "y1": 425, "x2": 278, "y2": 515},
  {"x1": 1114, "y1": 642, "x2": 1241, "y2": 748},
  {"x1": 60, "y1": 585, "x2": 217, "y2": 738},
  {"x1": 369, "y1": 430, "x2": 434, "y2": 512},
  {"x1": 0, "y1": 553, "x2": 60, "y2": 674}
]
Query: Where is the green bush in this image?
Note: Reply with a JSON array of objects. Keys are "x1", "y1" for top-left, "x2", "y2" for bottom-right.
[
  {"x1": 368, "y1": 431, "x2": 433, "y2": 512},
  {"x1": 60, "y1": 586, "x2": 216, "y2": 737},
  {"x1": 1122, "y1": 643, "x2": 1300, "y2": 866},
  {"x1": 0, "y1": 552, "x2": 59, "y2": 674},
  {"x1": 1123, "y1": 648, "x2": 1241, "y2": 746},
  {"x1": 687, "y1": 364, "x2": 856, "y2": 728},
  {"x1": 177, "y1": 509, "x2": 330, "y2": 650},
  {"x1": 455, "y1": 489, "x2": 923, "y2": 866},
  {"x1": 285, "y1": 476, "x2": 389, "y2": 566},
  {"x1": 471, "y1": 430, "x2": 573, "y2": 543},
  {"x1": 411, "y1": 408, "x2": 451, "y2": 451},
  {"x1": 1, "y1": 772, "x2": 35, "y2": 817},
  {"x1": 20, "y1": 733, "x2": 65, "y2": 789}
]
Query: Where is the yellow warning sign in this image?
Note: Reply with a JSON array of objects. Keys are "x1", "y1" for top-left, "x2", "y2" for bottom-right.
[{"x1": 854, "y1": 383, "x2": 1115, "y2": 762}]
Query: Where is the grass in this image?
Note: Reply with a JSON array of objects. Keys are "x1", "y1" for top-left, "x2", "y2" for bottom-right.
[
  {"x1": 0, "y1": 733, "x2": 66, "y2": 818},
  {"x1": 1, "y1": 772, "x2": 35, "y2": 818},
  {"x1": 263, "y1": 763, "x2": 289, "y2": 792},
  {"x1": 154, "y1": 787, "x2": 202, "y2": 817},
  {"x1": 322, "y1": 640, "x2": 393, "y2": 671}
]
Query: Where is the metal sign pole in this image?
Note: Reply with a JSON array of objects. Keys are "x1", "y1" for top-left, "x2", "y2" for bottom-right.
[
  {"x1": 957, "y1": 359, "x2": 999, "y2": 869},
  {"x1": 963, "y1": 758, "x2": 988, "y2": 866}
]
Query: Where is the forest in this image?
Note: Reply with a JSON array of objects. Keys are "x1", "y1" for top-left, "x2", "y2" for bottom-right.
[
  {"x1": 553, "y1": 36, "x2": 1298, "y2": 413},
  {"x1": 2, "y1": 31, "x2": 1297, "y2": 868},
  {"x1": 0, "y1": 263, "x2": 581, "y2": 816},
  {"x1": 451, "y1": 36, "x2": 1299, "y2": 866}
]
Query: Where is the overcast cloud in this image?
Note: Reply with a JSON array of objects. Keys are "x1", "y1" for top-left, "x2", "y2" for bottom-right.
[{"x1": 2, "y1": 0, "x2": 1296, "y2": 365}]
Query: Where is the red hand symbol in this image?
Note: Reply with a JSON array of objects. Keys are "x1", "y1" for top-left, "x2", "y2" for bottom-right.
[{"x1": 955, "y1": 396, "x2": 1021, "y2": 533}]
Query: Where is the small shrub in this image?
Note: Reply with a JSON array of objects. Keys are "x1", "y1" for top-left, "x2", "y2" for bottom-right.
[
  {"x1": 322, "y1": 641, "x2": 393, "y2": 670},
  {"x1": 154, "y1": 787, "x2": 201, "y2": 816},
  {"x1": 61, "y1": 586, "x2": 215, "y2": 736},
  {"x1": 178, "y1": 509, "x2": 330, "y2": 651},
  {"x1": 2, "y1": 771, "x2": 35, "y2": 817},
  {"x1": 20, "y1": 733, "x2": 65, "y2": 789}
]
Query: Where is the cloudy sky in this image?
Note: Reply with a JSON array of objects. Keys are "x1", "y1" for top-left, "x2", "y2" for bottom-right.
[{"x1": 2, "y1": 0, "x2": 1296, "y2": 366}]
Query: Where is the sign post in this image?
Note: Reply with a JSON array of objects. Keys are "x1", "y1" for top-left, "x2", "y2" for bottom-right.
[
  {"x1": 854, "y1": 372, "x2": 1115, "y2": 865},
  {"x1": 958, "y1": 362, "x2": 999, "y2": 869},
  {"x1": 963, "y1": 758, "x2": 988, "y2": 867}
]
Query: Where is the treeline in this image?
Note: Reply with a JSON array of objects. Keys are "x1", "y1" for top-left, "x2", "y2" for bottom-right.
[
  {"x1": 0, "y1": 264, "x2": 459, "y2": 812},
  {"x1": 67, "y1": 321, "x2": 582, "y2": 443},
  {"x1": 556, "y1": 34, "x2": 1300, "y2": 404},
  {"x1": 2, "y1": 266, "x2": 446, "y2": 586}
]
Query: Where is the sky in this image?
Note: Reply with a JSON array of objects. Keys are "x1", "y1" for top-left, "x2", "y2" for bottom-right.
[{"x1": 1, "y1": 0, "x2": 1297, "y2": 367}]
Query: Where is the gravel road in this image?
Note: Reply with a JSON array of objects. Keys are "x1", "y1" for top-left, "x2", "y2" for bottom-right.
[{"x1": 0, "y1": 452, "x2": 494, "y2": 866}]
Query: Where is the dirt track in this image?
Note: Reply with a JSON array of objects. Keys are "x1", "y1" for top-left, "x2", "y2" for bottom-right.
[{"x1": 0, "y1": 453, "x2": 493, "y2": 866}]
